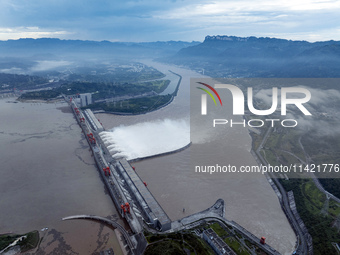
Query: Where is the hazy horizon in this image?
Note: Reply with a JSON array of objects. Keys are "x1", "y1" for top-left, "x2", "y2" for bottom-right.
[
  {"x1": 1, "y1": 0, "x2": 340, "y2": 42},
  {"x1": 2, "y1": 33, "x2": 340, "y2": 44}
]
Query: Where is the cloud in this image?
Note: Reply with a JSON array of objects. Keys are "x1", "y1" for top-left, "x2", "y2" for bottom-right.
[
  {"x1": 30, "y1": 60, "x2": 72, "y2": 72},
  {"x1": 155, "y1": 0, "x2": 340, "y2": 19},
  {"x1": 307, "y1": 87, "x2": 340, "y2": 106},
  {"x1": 152, "y1": 0, "x2": 340, "y2": 41},
  {"x1": 254, "y1": 85, "x2": 340, "y2": 135},
  {"x1": 0, "y1": 26, "x2": 71, "y2": 40},
  {"x1": 0, "y1": 67, "x2": 25, "y2": 74},
  {"x1": 0, "y1": 0, "x2": 340, "y2": 41}
]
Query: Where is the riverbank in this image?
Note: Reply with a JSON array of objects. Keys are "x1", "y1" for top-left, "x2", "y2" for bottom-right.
[
  {"x1": 0, "y1": 231, "x2": 39, "y2": 254},
  {"x1": 16, "y1": 97, "x2": 64, "y2": 104},
  {"x1": 91, "y1": 71, "x2": 182, "y2": 116}
]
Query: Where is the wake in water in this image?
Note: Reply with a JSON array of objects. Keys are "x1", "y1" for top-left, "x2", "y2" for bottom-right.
[{"x1": 99, "y1": 118, "x2": 190, "y2": 160}]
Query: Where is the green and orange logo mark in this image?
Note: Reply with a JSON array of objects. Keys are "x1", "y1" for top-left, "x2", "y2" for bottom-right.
[{"x1": 196, "y1": 82, "x2": 223, "y2": 106}]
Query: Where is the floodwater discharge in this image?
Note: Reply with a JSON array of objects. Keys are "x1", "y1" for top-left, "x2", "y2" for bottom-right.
[
  {"x1": 0, "y1": 99, "x2": 123, "y2": 255},
  {"x1": 96, "y1": 61, "x2": 297, "y2": 255},
  {"x1": 100, "y1": 118, "x2": 190, "y2": 160}
]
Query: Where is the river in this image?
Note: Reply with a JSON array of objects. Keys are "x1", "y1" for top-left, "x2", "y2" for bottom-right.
[
  {"x1": 0, "y1": 98, "x2": 124, "y2": 255},
  {"x1": 96, "y1": 60, "x2": 297, "y2": 255}
]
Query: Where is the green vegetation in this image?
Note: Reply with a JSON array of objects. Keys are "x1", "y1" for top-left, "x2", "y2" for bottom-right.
[
  {"x1": 224, "y1": 237, "x2": 250, "y2": 255},
  {"x1": 144, "y1": 240, "x2": 186, "y2": 255},
  {"x1": 0, "y1": 231, "x2": 40, "y2": 253},
  {"x1": 280, "y1": 179, "x2": 340, "y2": 255},
  {"x1": 251, "y1": 119, "x2": 340, "y2": 255},
  {"x1": 262, "y1": 149, "x2": 277, "y2": 166},
  {"x1": 301, "y1": 130, "x2": 340, "y2": 198},
  {"x1": 144, "y1": 221, "x2": 270, "y2": 255},
  {"x1": 183, "y1": 233, "x2": 215, "y2": 255},
  {"x1": 144, "y1": 231, "x2": 214, "y2": 255},
  {"x1": 20, "y1": 80, "x2": 170, "y2": 101},
  {"x1": 18, "y1": 231, "x2": 40, "y2": 252},
  {"x1": 19, "y1": 89, "x2": 61, "y2": 100},
  {"x1": 329, "y1": 200, "x2": 340, "y2": 216},
  {"x1": 0, "y1": 235, "x2": 16, "y2": 251},
  {"x1": 261, "y1": 128, "x2": 304, "y2": 168},
  {"x1": 142, "y1": 79, "x2": 170, "y2": 93},
  {"x1": 18, "y1": 63, "x2": 175, "y2": 115},
  {"x1": 19, "y1": 62, "x2": 170, "y2": 102},
  {"x1": 68, "y1": 64, "x2": 165, "y2": 83},
  {"x1": 208, "y1": 222, "x2": 267, "y2": 255},
  {"x1": 249, "y1": 130, "x2": 263, "y2": 151},
  {"x1": 19, "y1": 78, "x2": 171, "y2": 115},
  {"x1": 0, "y1": 73, "x2": 48, "y2": 91},
  {"x1": 319, "y1": 179, "x2": 340, "y2": 200},
  {"x1": 210, "y1": 222, "x2": 228, "y2": 236},
  {"x1": 86, "y1": 94, "x2": 172, "y2": 114},
  {"x1": 303, "y1": 181, "x2": 326, "y2": 209},
  {"x1": 20, "y1": 80, "x2": 171, "y2": 101}
]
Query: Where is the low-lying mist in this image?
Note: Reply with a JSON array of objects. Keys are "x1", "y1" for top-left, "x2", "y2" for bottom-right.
[{"x1": 254, "y1": 86, "x2": 340, "y2": 135}]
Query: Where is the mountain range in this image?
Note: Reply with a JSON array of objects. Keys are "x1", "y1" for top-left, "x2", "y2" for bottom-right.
[
  {"x1": 163, "y1": 35, "x2": 340, "y2": 78},
  {"x1": 0, "y1": 38, "x2": 200, "y2": 60},
  {"x1": 1, "y1": 35, "x2": 340, "y2": 78}
]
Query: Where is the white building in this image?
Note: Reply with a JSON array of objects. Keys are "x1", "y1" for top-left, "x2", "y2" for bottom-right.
[{"x1": 80, "y1": 93, "x2": 92, "y2": 107}]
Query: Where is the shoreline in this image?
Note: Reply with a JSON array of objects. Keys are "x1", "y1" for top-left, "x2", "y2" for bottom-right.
[
  {"x1": 93, "y1": 71, "x2": 182, "y2": 117},
  {"x1": 16, "y1": 98, "x2": 65, "y2": 104}
]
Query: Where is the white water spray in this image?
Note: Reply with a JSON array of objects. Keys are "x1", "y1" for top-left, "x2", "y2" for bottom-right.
[{"x1": 100, "y1": 118, "x2": 190, "y2": 160}]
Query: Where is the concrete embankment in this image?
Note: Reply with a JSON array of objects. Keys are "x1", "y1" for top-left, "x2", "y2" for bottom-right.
[
  {"x1": 93, "y1": 71, "x2": 182, "y2": 116},
  {"x1": 129, "y1": 142, "x2": 191, "y2": 163},
  {"x1": 250, "y1": 127, "x2": 310, "y2": 254}
]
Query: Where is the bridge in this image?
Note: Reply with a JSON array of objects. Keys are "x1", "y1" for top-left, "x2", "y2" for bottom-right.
[{"x1": 62, "y1": 215, "x2": 135, "y2": 250}]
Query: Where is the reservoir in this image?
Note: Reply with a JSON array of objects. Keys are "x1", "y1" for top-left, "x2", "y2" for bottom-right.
[
  {"x1": 0, "y1": 61, "x2": 296, "y2": 254},
  {"x1": 96, "y1": 61, "x2": 296, "y2": 255},
  {"x1": 0, "y1": 98, "x2": 123, "y2": 254}
]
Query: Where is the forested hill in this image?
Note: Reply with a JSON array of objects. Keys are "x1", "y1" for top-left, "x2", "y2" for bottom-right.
[{"x1": 163, "y1": 35, "x2": 340, "y2": 78}]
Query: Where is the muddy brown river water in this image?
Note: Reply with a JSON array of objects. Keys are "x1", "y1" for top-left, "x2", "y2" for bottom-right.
[{"x1": 96, "y1": 61, "x2": 296, "y2": 255}]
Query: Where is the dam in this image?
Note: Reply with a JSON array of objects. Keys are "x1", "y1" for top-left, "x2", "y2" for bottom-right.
[
  {"x1": 68, "y1": 98, "x2": 173, "y2": 254},
  {"x1": 65, "y1": 95, "x2": 283, "y2": 255}
]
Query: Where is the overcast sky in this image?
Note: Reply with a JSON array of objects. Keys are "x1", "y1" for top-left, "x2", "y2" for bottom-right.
[{"x1": 1, "y1": 0, "x2": 340, "y2": 42}]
